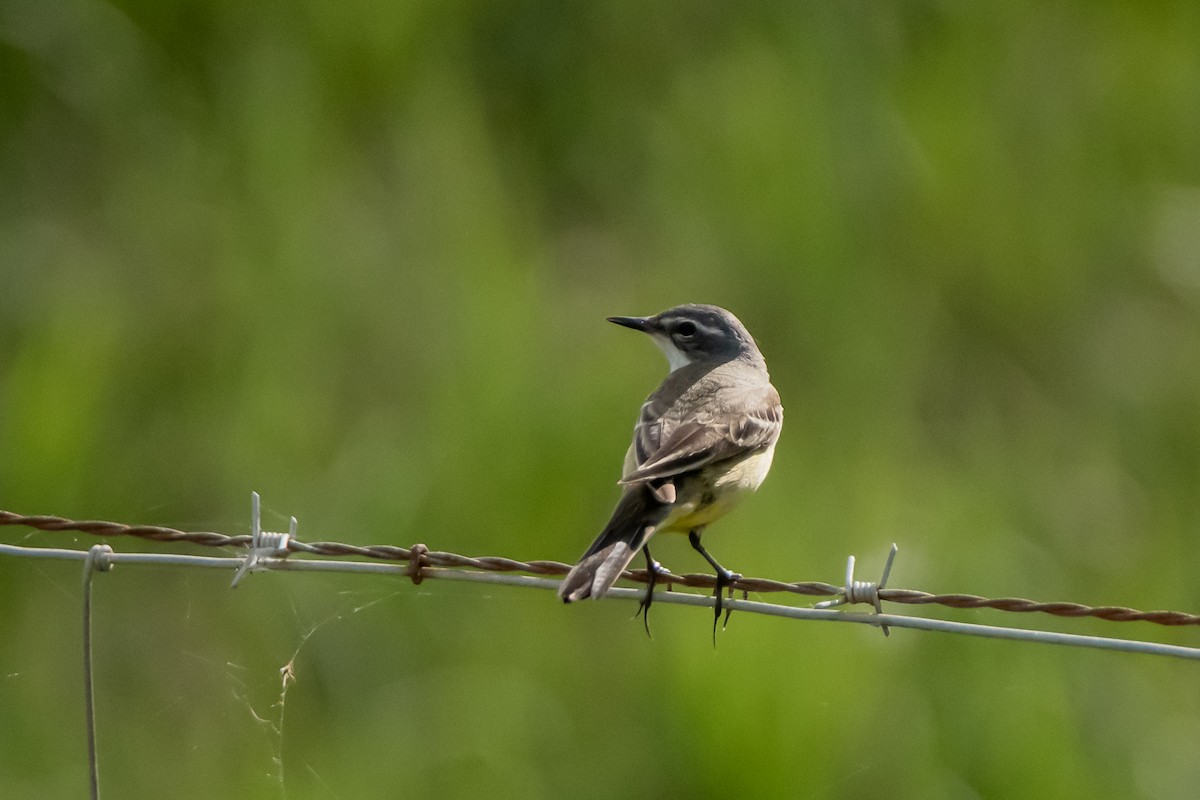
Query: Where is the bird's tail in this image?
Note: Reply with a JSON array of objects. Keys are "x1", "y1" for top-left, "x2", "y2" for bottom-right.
[{"x1": 558, "y1": 484, "x2": 672, "y2": 602}]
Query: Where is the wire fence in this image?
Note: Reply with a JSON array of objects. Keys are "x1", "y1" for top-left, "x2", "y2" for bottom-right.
[
  {"x1": 6, "y1": 541, "x2": 1199, "y2": 663},
  {"x1": 5, "y1": 492, "x2": 1200, "y2": 800},
  {"x1": 3, "y1": 498, "x2": 1199, "y2": 629}
]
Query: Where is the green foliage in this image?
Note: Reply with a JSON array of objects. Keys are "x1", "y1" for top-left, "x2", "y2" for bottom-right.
[{"x1": 2, "y1": 2, "x2": 1199, "y2": 797}]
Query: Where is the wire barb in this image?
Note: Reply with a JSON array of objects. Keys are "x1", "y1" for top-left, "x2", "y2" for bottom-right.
[
  {"x1": 231, "y1": 492, "x2": 294, "y2": 588},
  {"x1": 814, "y1": 543, "x2": 899, "y2": 635},
  {"x1": 407, "y1": 544, "x2": 429, "y2": 585}
]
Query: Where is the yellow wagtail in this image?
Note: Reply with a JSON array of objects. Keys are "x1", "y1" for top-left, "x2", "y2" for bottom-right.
[{"x1": 559, "y1": 304, "x2": 782, "y2": 635}]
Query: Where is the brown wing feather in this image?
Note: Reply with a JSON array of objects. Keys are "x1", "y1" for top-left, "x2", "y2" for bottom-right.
[{"x1": 621, "y1": 385, "x2": 782, "y2": 485}]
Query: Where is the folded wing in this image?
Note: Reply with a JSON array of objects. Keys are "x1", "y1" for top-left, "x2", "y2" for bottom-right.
[{"x1": 622, "y1": 385, "x2": 782, "y2": 485}]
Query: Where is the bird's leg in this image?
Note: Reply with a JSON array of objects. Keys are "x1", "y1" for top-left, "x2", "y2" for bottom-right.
[
  {"x1": 634, "y1": 543, "x2": 663, "y2": 638},
  {"x1": 688, "y1": 529, "x2": 741, "y2": 643}
]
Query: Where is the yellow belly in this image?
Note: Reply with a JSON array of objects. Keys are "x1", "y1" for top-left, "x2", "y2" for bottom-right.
[{"x1": 659, "y1": 443, "x2": 776, "y2": 533}]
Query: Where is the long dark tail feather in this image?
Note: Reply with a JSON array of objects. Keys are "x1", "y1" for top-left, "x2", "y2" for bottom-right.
[{"x1": 559, "y1": 484, "x2": 672, "y2": 602}]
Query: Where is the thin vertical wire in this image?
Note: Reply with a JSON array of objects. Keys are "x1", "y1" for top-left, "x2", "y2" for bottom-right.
[{"x1": 82, "y1": 544, "x2": 112, "y2": 800}]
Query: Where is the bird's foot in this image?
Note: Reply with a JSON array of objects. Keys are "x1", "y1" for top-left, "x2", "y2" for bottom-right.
[
  {"x1": 634, "y1": 556, "x2": 665, "y2": 638},
  {"x1": 711, "y1": 568, "x2": 742, "y2": 644}
]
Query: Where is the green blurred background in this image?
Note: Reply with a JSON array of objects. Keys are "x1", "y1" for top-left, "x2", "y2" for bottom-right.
[{"x1": 2, "y1": 2, "x2": 1199, "y2": 797}]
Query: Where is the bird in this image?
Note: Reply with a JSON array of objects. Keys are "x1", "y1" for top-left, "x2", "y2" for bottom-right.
[{"x1": 557, "y1": 303, "x2": 782, "y2": 637}]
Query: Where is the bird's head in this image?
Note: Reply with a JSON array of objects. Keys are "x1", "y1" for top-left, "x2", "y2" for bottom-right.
[{"x1": 607, "y1": 304, "x2": 762, "y2": 372}]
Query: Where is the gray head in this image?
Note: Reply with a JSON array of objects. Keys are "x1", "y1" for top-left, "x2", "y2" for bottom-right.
[{"x1": 607, "y1": 304, "x2": 765, "y2": 372}]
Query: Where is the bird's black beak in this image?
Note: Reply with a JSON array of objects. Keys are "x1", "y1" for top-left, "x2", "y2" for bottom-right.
[{"x1": 607, "y1": 315, "x2": 657, "y2": 333}]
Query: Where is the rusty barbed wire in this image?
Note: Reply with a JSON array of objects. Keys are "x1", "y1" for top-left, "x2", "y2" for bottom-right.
[{"x1": 2, "y1": 507, "x2": 1198, "y2": 627}]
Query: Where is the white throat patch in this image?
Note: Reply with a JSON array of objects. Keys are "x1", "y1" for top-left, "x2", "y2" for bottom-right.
[{"x1": 651, "y1": 335, "x2": 692, "y2": 372}]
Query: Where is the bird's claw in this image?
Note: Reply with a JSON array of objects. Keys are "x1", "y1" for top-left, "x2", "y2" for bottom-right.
[
  {"x1": 634, "y1": 558, "x2": 664, "y2": 638},
  {"x1": 711, "y1": 569, "x2": 742, "y2": 644}
]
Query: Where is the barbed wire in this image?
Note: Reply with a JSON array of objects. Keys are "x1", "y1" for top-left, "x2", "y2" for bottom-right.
[
  {"x1": 3, "y1": 504, "x2": 1198, "y2": 628},
  {"x1": 7, "y1": 497, "x2": 1196, "y2": 800},
  {"x1": 2, "y1": 540, "x2": 1197, "y2": 663}
]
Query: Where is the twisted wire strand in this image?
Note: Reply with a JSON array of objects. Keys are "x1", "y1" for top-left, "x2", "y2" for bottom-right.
[{"x1": 2, "y1": 509, "x2": 1198, "y2": 627}]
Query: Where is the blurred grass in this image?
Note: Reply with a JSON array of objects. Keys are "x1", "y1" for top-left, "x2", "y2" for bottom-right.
[{"x1": 2, "y1": 1, "x2": 1200, "y2": 798}]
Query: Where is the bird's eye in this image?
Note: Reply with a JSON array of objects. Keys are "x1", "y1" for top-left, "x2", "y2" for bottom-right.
[{"x1": 675, "y1": 321, "x2": 697, "y2": 338}]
